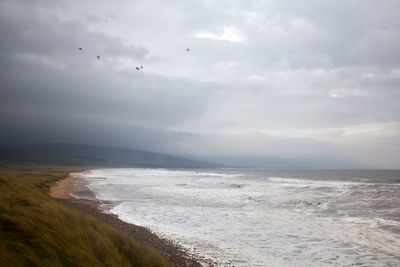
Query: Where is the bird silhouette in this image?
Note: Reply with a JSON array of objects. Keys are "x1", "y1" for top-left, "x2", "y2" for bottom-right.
[
  {"x1": 97, "y1": 55, "x2": 100, "y2": 60},
  {"x1": 78, "y1": 48, "x2": 83, "y2": 51},
  {"x1": 136, "y1": 66, "x2": 140, "y2": 71},
  {"x1": 187, "y1": 48, "x2": 190, "y2": 52}
]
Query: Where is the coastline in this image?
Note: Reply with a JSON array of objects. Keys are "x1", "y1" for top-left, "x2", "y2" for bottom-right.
[
  {"x1": 50, "y1": 170, "x2": 203, "y2": 267},
  {"x1": 49, "y1": 172, "x2": 79, "y2": 199}
]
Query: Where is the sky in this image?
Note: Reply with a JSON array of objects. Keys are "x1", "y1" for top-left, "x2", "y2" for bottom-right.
[{"x1": 0, "y1": 0, "x2": 399, "y2": 168}]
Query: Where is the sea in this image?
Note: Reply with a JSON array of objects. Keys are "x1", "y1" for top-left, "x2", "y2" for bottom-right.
[{"x1": 74, "y1": 168, "x2": 400, "y2": 266}]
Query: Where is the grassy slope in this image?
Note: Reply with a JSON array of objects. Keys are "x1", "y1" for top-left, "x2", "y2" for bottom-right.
[{"x1": 0, "y1": 169, "x2": 173, "y2": 267}]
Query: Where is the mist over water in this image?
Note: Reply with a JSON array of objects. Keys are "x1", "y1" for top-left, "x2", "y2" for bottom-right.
[{"x1": 77, "y1": 169, "x2": 400, "y2": 266}]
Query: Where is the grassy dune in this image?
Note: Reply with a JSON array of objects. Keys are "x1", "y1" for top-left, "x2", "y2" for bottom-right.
[{"x1": 0, "y1": 168, "x2": 173, "y2": 266}]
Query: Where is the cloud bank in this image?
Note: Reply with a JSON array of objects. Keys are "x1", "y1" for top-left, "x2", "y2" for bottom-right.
[{"x1": 1, "y1": 0, "x2": 399, "y2": 168}]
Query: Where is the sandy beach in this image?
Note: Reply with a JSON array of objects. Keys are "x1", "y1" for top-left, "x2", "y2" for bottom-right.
[
  {"x1": 50, "y1": 173, "x2": 78, "y2": 199},
  {"x1": 50, "y1": 171, "x2": 202, "y2": 267}
]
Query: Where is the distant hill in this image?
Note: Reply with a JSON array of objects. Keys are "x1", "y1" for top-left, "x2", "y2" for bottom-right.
[
  {"x1": 0, "y1": 143, "x2": 369, "y2": 169},
  {"x1": 0, "y1": 143, "x2": 217, "y2": 168}
]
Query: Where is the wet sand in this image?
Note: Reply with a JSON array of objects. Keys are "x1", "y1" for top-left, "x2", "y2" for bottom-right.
[{"x1": 50, "y1": 171, "x2": 202, "y2": 267}]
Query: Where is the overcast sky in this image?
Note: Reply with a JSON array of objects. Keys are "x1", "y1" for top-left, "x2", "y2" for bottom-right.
[{"x1": 1, "y1": 0, "x2": 399, "y2": 168}]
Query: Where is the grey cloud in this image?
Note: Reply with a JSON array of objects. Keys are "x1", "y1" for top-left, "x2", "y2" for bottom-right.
[
  {"x1": 0, "y1": 9, "x2": 148, "y2": 60},
  {"x1": 1, "y1": 0, "x2": 400, "y2": 168},
  {"x1": 0, "y1": 110, "x2": 191, "y2": 152},
  {"x1": 0, "y1": 56, "x2": 212, "y2": 129},
  {"x1": 0, "y1": 1, "x2": 215, "y2": 148},
  {"x1": 349, "y1": 27, "x2": 400, "y2": 66},
  {"x1": 237, "y1": 0, "x2": 400, "y2": 69}
]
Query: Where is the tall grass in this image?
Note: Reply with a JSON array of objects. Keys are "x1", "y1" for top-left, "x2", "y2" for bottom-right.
[{"x1": 0, "y1": 169, "x2": 173, "y2": 266}]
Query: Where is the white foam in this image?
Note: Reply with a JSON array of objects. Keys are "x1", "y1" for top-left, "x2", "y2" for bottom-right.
[
  {"x1": 80, "y1": 168, "x2": 400, "y2": 266},
  {"x1": 268, "y1": 176, "x2": 362, "y2": 187}
]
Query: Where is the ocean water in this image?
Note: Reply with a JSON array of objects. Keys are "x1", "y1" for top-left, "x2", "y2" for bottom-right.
[{"x1": 76, "y1": 168, "x2": 400, "y2": 266}]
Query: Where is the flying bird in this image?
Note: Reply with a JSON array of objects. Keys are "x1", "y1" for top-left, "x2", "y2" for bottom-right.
[
  {"x1": 186, "y1": 48, "x2": 190, "y2": 52},
  {"x1": 97, "y1": 55, "x2": 100, "y2": 60},
  {"x1": 140, "y1": 65, "x2": 143, "y2": 69},
  {"x1": 136, "y1": 66, "x2": 140, "y2": 71},
  {"x1": 78, "y1": 48, "x2": 83, "y2": 51}
]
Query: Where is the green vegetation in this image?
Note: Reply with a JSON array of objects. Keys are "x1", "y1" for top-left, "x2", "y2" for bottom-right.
[{"x1": 0, "y1": 168, "x2": 173, "y2": 266}]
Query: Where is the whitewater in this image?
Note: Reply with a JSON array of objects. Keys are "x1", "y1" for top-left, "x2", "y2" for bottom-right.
[{"x1": 75, "y1": 168, "x2": 400, "y2": 266}]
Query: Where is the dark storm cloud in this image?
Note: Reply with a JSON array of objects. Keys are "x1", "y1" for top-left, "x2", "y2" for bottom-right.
[
  {"x1": 1, "y1": 0, "x2": 399, "y2": 168},
  {"x1": 0, "y1": 56, "x2": 211, "y2": 126},
  {"x1": 0, "y1": 0, "x2": 215, "y2": 149}
]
